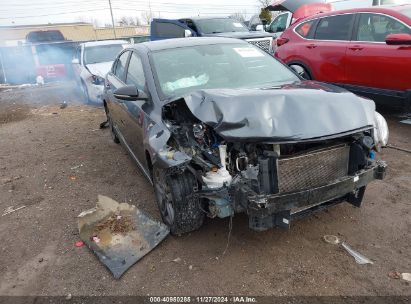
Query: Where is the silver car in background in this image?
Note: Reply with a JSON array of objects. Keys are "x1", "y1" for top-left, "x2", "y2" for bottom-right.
[{"x1": 72, "y1": 40, "x2": 128, "y2": 104}]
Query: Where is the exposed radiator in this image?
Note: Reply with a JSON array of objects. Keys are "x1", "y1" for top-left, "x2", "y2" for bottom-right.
[{"x1": 278, "y1": 145, "x2": 350, "y2": 194}]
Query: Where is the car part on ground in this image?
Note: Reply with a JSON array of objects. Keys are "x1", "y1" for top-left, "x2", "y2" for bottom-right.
[{"x1": 78, "y1": 195, "x2": 169, "y2": 279}]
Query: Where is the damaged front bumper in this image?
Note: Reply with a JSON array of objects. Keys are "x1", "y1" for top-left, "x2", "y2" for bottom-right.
[{"x1": 198, "y1": 161, "x2": 387, "y2": 231}]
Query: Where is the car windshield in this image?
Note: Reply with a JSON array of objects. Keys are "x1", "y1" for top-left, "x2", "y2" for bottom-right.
[
  {"x1": 151, "y1": 43, "x2": 300, "y2": 99},
  {"x1": 84, "y1": 44, "x2": 123, "y2": 65},
  {"x1": 195, "y1": 19, "x2": 249, "y2": 34}
]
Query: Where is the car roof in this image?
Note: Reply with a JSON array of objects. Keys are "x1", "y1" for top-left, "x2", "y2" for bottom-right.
[
  {"x1": 82, "y1": 40, "x2": 129, "y2": 47},
  {"x1": 304, "y1": 4, "x2": 411, "y2": 19},
  {"x1": 132, "y1": 37, "x2": 248, "y2": 52}
]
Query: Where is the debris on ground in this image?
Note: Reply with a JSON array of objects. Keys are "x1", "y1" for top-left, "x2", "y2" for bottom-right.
[
  {"x1": 400, "y1": 119, "x2": 411, "y2": 125},
  {"x1": 99, "y1": 120, "x2": 109, "y2": 129},
  {"x1": 172, "y1": 257, "x2": 182, "y2": 263},
  {"x1": 323, "y1": 235, "x2": 341, "y2": 245},
  {"x1": 65, "y1": 293, "x2": 72, "y2": 300},
  {"x1": 77, "y1": 195, "x2": 169, "y2": 279},
  {"x1": 341, "y1": 243, "x2": 374, "y2": 265},
  {"x1": 388, "y1": 271, "x2": 401, "y2": 279},
  {"x1": 60, "y1": 101, "x2": 68, "y2": 109},
  {"x1": 189, "y1": 265, "x2": 193, "y2": 270},
  {"x1": 75, "y1": 241, "x2": 85, "y2": 247},
  {"x1": 2, "y1": 205, "x2": 26, "y2": 216},
  {"x1": 70, "y1": 164, "x2": 84, "y2": 170},
  {"x1": 387, "y1": 144, "x2": 411, "y2": 154},
  {"x1": 38, "y1": 257, "x2": 44, "y2": 263},
  {"x1": 1, "y1": 175, "x2": 23, "y2": 185},
  {"x1": 401, "y1": 273, "x2": 411, "y2": 282}
]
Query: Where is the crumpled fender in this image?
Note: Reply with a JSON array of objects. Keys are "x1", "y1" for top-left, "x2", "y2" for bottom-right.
[{"x1": 146, "y1": 121, "x2": 192, "y2": 169}]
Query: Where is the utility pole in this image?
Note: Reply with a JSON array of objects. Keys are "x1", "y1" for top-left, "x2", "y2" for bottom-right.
[
  {"x1": 108, "y1": 0, "x2": 117, "y2": 39},
  {"x1": 148, "y1": 0, "x2": 152, "y2": 23}
]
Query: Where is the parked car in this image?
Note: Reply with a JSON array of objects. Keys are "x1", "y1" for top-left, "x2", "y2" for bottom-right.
[
  {"x1": 275, "y1": 5, "x2": 411, "y2": 108},
  {"x1": 72, "y1": 40, "x2": 128, "y2": 104},
  {"x1": 265, "y1": 0, "x2": 333, "y2": 39},
  {"x1": 26, "y1": 30, "x2": 66, "y2": 44},
  {"x1": 150, "y1": 17, "x2": 276, "y2": 54},
  {"x1": 103, "y1": 37, "x2": 388, "y2": 235}
]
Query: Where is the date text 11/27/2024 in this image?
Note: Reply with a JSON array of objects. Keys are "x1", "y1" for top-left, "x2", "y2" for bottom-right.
[{"x1": 149, "y1": 296, "x2": 257, "y2": 303}]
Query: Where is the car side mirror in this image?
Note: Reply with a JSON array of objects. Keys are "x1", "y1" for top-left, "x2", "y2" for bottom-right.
[
  {"x1": 72, "y1": 58, "x2": 79, "y2": 64},
  {"x1": 184, "y1": 29, "x2": 192, "y2": 38},
  {"x1": 113, "y1": 85, "x2": 148, "y2": 101},
  {"x1": 385, "y1": 33, "x2": 411, "y2": 45}
]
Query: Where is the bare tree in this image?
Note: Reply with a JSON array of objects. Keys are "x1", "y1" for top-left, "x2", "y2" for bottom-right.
[
  {"x1": 257, "y1": 0, "x2": 271, "y2": 9},
  {"x1": 141, "y1": 11, "x2": 153, "y2": 25},
  {"x1": 118, "y1": 16, "x2": 142, "y2": 26}
]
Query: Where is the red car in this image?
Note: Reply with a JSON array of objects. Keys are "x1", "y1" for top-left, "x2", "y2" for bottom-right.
[{"x1": 275, "y1": 5, "x2": 411, "y2": 108}]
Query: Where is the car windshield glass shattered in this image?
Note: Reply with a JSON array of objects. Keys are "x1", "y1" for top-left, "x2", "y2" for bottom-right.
[
  {"x1": 84, "y1": 45, "x2": 123, "y2": 65},
  {"x1": 195, "y1": 19, "x2": 249, "y2": 34},
  {"x1": 151, "y1": 43, "x2": 299, "y2": 99}
]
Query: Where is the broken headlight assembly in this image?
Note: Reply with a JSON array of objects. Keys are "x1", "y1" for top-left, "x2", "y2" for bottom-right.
[
  {"x1": 373, "y1": 111, "x2": 389, "y2": 147},
  {"x1": 91, "y1": 75, "x2": 105, "y2": 85}
]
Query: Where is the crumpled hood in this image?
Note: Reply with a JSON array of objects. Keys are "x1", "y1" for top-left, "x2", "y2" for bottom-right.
[
  {"x1": 86, "y1": 61, "x2": 113, "y2": 78},
  {"x1": 177, "y1": 81, "x2": 376, "y2": 142}
]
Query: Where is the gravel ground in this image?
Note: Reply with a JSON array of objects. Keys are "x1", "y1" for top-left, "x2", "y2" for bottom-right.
[{"x1": 0, "y1": 83, "x2": 410, "y2": 297}]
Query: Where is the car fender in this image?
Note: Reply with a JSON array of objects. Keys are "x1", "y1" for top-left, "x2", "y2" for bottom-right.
[{"x1": 144, "y1": 120, "x2": 192, "y2": 170}]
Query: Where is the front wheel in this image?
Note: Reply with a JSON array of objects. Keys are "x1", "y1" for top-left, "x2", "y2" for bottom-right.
[
  {"x1": 289, "y1": 64, "x2": 312, "y2": 80},
  {"x1": 153, "y1": 167, "x2": 204, "y2": 235},
  {"x1": 107, "y1": 110, "x2": 120, "y2": 144}
]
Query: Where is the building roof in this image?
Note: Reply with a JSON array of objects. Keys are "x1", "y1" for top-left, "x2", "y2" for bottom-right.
[{"x1": 0, "y1": 22, "x2": 91, "y2": 29}]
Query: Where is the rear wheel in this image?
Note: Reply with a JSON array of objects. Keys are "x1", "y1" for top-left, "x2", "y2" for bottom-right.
[
  {"x1": 153, "y1": 167, "x2": 204, "y2": 235},
  {"x1": 290, "y1": 64, "x2": 312, "y2": 80}
]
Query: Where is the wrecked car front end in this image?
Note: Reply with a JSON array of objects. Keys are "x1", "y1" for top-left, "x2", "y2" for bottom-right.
[{"x1": 154, "y1": 86, "x2": 388, "y2": 231}]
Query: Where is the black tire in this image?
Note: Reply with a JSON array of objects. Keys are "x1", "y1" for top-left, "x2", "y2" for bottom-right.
[
  {"x1": 289, "y1": 64, "x2": 312, "y2": 80},
  {"x1": 153, "y1": 167, "x2": 204, "y2": 235},
  {"x1": 107, "y1": 110, "x2": 120, "y2": 144}
]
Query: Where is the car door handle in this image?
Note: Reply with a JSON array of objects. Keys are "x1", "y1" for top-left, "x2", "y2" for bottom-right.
[
  {"x1": 306, "y1": 44, "x2": 317, "y2": 49},
  {"x1": 349, "y1": 46, "x2": 364, "y2": 51}
]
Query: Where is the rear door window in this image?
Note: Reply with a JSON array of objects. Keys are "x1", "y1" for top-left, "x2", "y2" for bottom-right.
[
  {"x1": 295, "y1": 20, "x2": 316, "y2": 38},
  {"x1": 314, "y1": 14, "x2": 355, "y2": 41},
  {"x1": 114, "y1": 51, "x2": 130, "y2": 82},
  {"x1": 356, "y1": 13, "x2": 411, "y2": 42}
]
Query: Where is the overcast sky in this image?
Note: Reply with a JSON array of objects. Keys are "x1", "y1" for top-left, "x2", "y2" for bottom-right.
[{"x1": 0, "y1": 0, "x2": 373, "y2": 27}]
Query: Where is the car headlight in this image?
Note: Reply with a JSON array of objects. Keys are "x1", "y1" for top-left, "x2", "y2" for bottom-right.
[
  {"x1": 373, "y1": 111, "x2": 389, "y2": 147},
  {"x1": 91, "y1": 75, "x2": 104, "y2": 85}
]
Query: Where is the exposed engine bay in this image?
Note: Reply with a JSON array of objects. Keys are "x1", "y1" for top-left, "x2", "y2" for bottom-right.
[{"x1": 161, "y1": 99, "x2": 386, "y2": 231}]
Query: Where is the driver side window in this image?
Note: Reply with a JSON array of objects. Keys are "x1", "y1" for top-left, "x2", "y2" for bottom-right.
[{"x1": 356, "y1": 13, "x2": 411, "y2": 42}]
